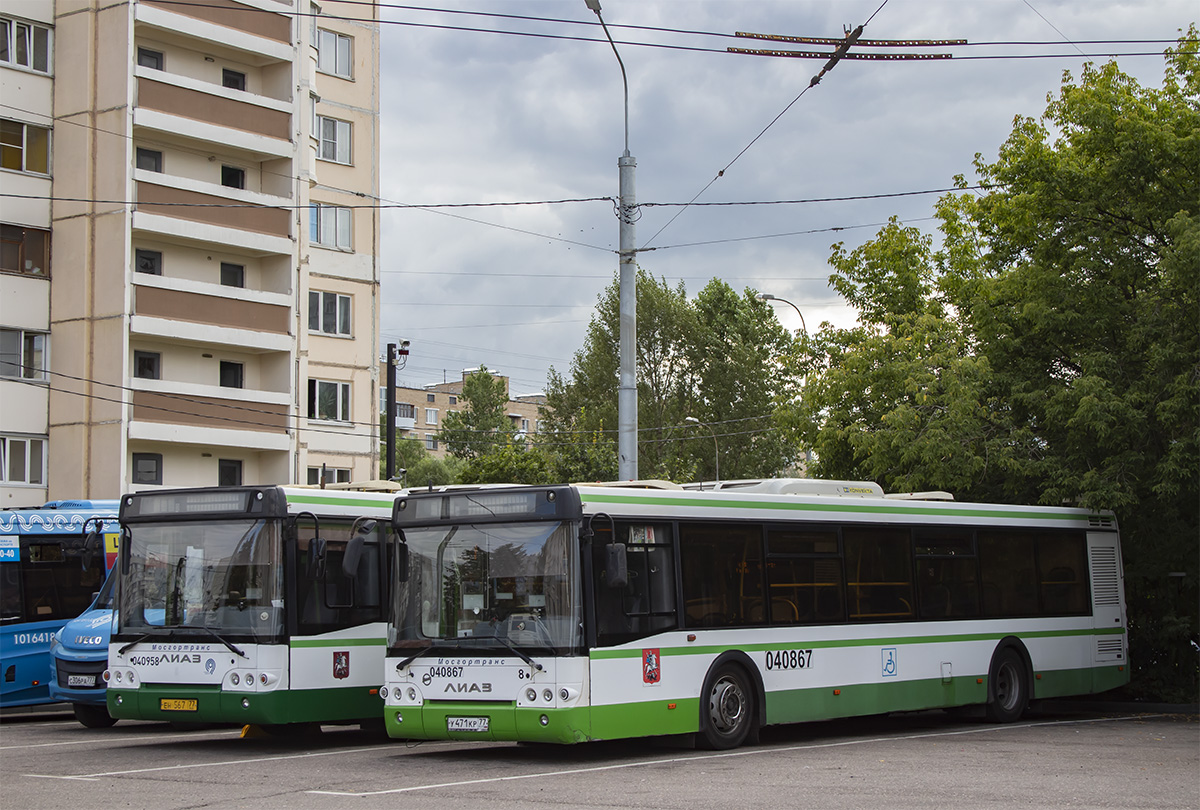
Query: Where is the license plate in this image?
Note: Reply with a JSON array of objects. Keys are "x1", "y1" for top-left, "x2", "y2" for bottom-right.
[
  {"x1": 160, "y1": 698, "x2": 198, "y2": 712},
  {"x1": 67, "y1": 675, "x2": 96, "y2": 687},
  {"x1": 447, "y1": 716, "x2": 489, "y2": 732}
]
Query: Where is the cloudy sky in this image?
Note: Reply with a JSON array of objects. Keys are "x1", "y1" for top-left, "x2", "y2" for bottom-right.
[{"x1": 376, "y1": 1, "x2": 1192, "y2": 396}]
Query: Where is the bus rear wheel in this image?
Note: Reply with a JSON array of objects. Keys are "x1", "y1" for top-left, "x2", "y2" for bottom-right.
[
  {"x1": 73, "y1": 703, "x2": 118, "y2": 728},
  {"x1": 700, "y1": 664, "x2": 754, "y2": 749},
  {"x1": 985, "y1": 647, "x2": 1028, "y2": 723}
]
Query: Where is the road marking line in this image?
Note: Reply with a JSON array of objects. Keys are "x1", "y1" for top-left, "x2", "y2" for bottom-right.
[{"x1": 309, "y1": 714, "x2": 1161, "y2": 798}]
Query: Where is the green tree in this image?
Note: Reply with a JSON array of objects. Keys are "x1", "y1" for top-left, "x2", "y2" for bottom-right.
[
  {"x1": 440, "y1": 367, "x2": 516, "y2": 461},
  {"x1": 378, "y1": 420, "x2": 463, "y2": 487},
  {"x1": 459, "y1": 437, "x2": 553, "y2": 485},
  {"x1": 542, "y1": 270, "x2": 798, "y2": 482},
  {"x1": 792, "y1": 32, "x2": 1199, "y2": 700}
]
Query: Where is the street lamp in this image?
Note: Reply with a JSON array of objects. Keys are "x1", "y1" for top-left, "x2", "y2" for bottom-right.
[
  {"x1": 684, "y1": 416, "x2": 719, "y2": 486},
  {"x1": 756, "y1": 293, "x2": 807, "y2": 335},
  {"x1": 586, "y1": 0, "x2": 638, "y2": 481}
]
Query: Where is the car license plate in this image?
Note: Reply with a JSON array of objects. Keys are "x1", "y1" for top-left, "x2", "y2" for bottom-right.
[
  {"x1": 160, "y1": 698, "x2": 198, "y2": 712},
  {"x1": 67, "y1": 675, "x2": 96, "y2": 687},
  {"x1": 447, "y1": 716, "x2": 488, "y2": 732}
]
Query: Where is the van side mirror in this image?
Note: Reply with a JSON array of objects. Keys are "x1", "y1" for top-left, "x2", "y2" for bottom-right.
[{"x1": 605, "y1": 543, "x2": 628, "y2": 589}]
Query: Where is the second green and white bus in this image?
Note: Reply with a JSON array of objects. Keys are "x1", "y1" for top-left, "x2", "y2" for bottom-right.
[
  {"x1": 381, "y1": 479, "x2": 1128, "y2": 748},
  {"x1": 106, "y1": 486, "x2": 395, "y2": 732}
]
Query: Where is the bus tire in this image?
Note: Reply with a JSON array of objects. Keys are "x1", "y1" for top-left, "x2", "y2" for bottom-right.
[
  {"x1": 985, "y1": 646, "x2": 1029, "y2": 723},
  {"x1": 73, "y1": 703, "x2": 118, "y2": 728},
  {"x1": 699, "y1": 663, "x2": 754, "y2": 750}
]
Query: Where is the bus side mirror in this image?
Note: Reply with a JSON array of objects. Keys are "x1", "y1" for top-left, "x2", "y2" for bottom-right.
[
  {"x1": 307, "y1": 538, "x2": 327, "y2": 580},
  {"x1": 606, "y1": 543, "x2": 628, "y2": 589},
  {"x1": 342, "y1": 535, "x2": 364, "y2": 580},
  {"x1": 119, "y1": 527, "x2": 131, "y2": 576}
]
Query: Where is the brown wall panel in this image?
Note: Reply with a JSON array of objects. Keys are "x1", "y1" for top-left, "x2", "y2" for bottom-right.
[
  {"x1": 142, "y1": 0, "x2": 291, "y2": 43},
  {"x1": 135, "y1": 285, "x2": 290, "y2": 333},
  {"x1": 136, "y1": 182, "x2": 290, "y2": 236},
  {"x1": 132, "y1": 391, "x2": 290, "y2": 432},
  {"x1": 138, "y1": 79, "x2": 291, "y2": 140}
]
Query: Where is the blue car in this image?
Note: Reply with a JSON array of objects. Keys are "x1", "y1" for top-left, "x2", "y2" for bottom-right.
[{"x1": 49, "y1": 569, "x2": 116, "y2": 727}]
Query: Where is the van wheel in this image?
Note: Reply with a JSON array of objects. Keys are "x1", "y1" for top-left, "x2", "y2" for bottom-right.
[
  {"x1": 699, "y1": 663, "x2": 754, "y2": 749},
  {"x1": 73, "y1": 703, "x2": 118, "y2": 728}
]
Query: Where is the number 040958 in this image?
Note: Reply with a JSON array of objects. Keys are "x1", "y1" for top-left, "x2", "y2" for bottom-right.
[{"x1": 765, "y1": 649, "x2": 813, "y2": 671}]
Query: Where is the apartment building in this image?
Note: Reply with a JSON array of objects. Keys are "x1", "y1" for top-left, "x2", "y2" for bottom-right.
[
  {"x1": 385, "y1": 369, "x2": 545, "y2": 461},
  {"x1": 0, "y1": 0, "x2": 379, "y2": 507}
]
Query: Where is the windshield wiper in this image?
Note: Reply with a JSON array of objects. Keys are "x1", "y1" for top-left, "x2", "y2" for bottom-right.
[
  {"x1": 118, "y1": 633, "x2": 161, "y2": 655},
  {"x1": 192, "y1": 625, "x2": 247, "y2": 659},
  {"x1": 479, "y1": 635, "x2": 544, "y2": 672},
  {"x1": 396, "y1": 641, "x2": 458, "y2": 671}
]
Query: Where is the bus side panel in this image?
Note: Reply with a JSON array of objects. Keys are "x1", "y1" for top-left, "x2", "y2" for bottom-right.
[
  {"x1": 0, "y1": 619, "x2": 63, "y2": 706},
  {"x1": 588, "y1": 646, "x2": 703, "y2": 740},
  {"x1": 287, "y1": 622, "x2": 387, "y2": 724}
]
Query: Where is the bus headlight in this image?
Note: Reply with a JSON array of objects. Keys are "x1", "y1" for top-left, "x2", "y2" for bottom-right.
[
  {"x1": 379, "y1": 686, "x2": 389, "y2": 700},
  {"x1": 230, "y1": 673, "x2": 240, "y2": 686},
  {"x1": 543, "y1": 689, "x2": 553, "y2": 703},
  {"x1": 406, "y1": 687, "x2": 417, "y2": 701},
  {"x1": 525, "y1": 688, "x2": 537, "y2": 702}
]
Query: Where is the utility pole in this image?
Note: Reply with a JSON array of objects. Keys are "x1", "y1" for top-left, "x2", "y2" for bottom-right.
[
  {"x1": 383, "y1": 340, "x2": 409, "y2": 481},
  {"x1": 586, "y1": 0, "x2": 638, "y2": 480}
]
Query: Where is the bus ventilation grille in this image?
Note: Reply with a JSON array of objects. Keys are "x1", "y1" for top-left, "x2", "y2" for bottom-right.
[
  {"x1": 1096, "y1": 638, "x2": 1124, "y2": 660},
  {"x1": 1088, "y1": 515, "x2": 1115, "y2": 529},
  {"x1": 1090, "y1": 547, "x2": 1120, "y2": 607}
]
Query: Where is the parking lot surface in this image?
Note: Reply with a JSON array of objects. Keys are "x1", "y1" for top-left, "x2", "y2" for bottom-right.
[{"x1": 1, "y1": 708, "x2": 1195, "y2": 809}]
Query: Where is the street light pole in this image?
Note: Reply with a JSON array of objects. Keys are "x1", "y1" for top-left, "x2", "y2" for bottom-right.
[
  {"x1": 684, "y1": 416, "x2": 719, "y2": 486},
  {"x1": 757, "y1": 293, "x2": 807, "y2": 335},
  {"x1": 586, "y1": 0, "x2": 638, "y2": 481}
]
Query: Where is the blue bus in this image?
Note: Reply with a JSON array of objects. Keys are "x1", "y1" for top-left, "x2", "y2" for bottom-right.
[
  {"x1": 0, "y1": 500, "x2": 120, "y2": 710},
  {"x1": 49, "y1": 567, "x2": 119, "y2": 726}
]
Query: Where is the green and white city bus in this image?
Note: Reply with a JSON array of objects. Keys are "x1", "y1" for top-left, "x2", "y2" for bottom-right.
[
  {"x1": 381, "y1": 479, "x2": 1128, "y2": 748},
  {"x1": 106, "y1": 486, "x2": 395, "y2": 731}
]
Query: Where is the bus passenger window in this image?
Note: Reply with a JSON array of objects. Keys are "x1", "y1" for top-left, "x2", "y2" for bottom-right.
[
  {"x1": 978, "y1": 532, "x2": 1038, "y2": 616},
  {"x1": 679, "y1": 523, "x2": 764, "y2": 628},
  {"x1": 844, "y1": 528, "x2": 914, "y2": 621},
  {"x1": 1037, "y1": 532, "x2": 1089, "y2": 615}
]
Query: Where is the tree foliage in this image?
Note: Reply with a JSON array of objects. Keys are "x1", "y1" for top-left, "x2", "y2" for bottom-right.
[
  {"x1": 541, "y1": 269, "x2": 799, "y2": 482},
  {"x1": 789, "y1": 32, "x2": 1199, "y2": 700},
  {"x1": 439, "y1": 367, "x2": 516, "y2": 461}
]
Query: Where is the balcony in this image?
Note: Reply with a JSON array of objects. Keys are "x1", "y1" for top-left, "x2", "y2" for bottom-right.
[{"x1": 133, "y1": 283, "x2": 289, "y2": 335}]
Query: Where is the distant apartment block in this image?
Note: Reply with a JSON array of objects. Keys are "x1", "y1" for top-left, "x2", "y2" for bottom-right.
[
  {"x1": 382, "y1": 369, "x2": 545, "y2": 461},
  {"x1": 0, "y1": 0, "x2": 381, "y2": 506}
]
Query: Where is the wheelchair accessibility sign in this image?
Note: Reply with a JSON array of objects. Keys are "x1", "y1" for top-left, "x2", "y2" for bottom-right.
[{"x1": 881, "y1": 648, "x2": 898, "y2": 678}]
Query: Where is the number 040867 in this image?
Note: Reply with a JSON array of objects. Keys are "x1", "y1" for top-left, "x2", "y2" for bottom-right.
[{"x1": 765, "y1": 649, "x2": 813, "y2": 671}]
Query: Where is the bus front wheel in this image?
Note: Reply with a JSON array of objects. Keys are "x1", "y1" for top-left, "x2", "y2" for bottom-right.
[
  {"x1": 700, "y1": 663, "x2": 754, "y2": 749},
  {"x1": 985, "y1": 647, "x2": 1029, "y2": 723},
  {"x1": 73, "y1": 703, "x2": 118, "y2": 728}
]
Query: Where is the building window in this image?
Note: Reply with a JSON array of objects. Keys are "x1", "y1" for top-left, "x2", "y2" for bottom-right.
[
  {"x1": 131, "y1": 452, "x2": 162, "y2": 485},
  {"x1": 0, "y1": 224, "x2": 49, "y2": 276},
  {"x1": 448, "y1": 395, "x2": 457, "y2": 405},
  {"x1": 307, "y1": 466, "x2": 351, "y2": 486},
  {"x1": 222, "y1": 69, "x2": 246, "y2": 91},
  {"x1": 308, "y1": 203, "x2": 351, "y2": 249},
  {"x1": 424, "y1": 434, "x2": 438, "y2": 451},
  {"x1": 426, "y1": 393, "x2": 435, "y2": 403},
  {"x1": 520, "y1": 419, "x2": 529, "y2": 432},
  {"x1": 314, "y1": 115, "x2": 351, "y2": 164},
  {"x1": 0, "y1": 328, "x2": 46, "y2": 381},
  {"x1": 220, "y1": 165, "x2": 245, "y2": 189},
  {"x1": 134, "y1": 248, "x2": 162, "y2": 275},
  {"x1": 424, "y1": 408, "x2": 438, "y2": 426},
  {"x1": 137, "y1": 47, "x2": 163, "y2": 70},
  {"x1": 0, "y1": 435, "x2": 46, "y2": 485},
  {"x1": 219, "y1": 360, "x2": 244, "y2": 389},
  {"x1": 0, "y1": 17, "x2": 51, "y2": 74},
  {"x1": 218, "y1": 459, "x2": 243, "y2": 487},
  {"x1": 397, "y1": 403, "x2": 415, "y2": 420},
  {"x1": 308, "y1": 291, "x2": 351, "y2": 335},
  {"x1": 133, "y1": 350, "x2": 161, "y2": 380},
  {"x1": 0, "y1": 120, "x2": 49, "y2": 174},
  {"x1": 135, "y1": 147, "x2": 162, "y2": 173},
  {"x1": 307, "y1": 378, "x2": 350, "y2": 422},
  {"x1": 220, "y1": 262, "x2": 244, "y2": 287},
  {"x1": 316, "y1": 29, "x2": 351, "y2": 78}
]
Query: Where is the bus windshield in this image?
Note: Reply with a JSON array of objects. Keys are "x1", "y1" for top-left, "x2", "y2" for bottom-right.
[
  {"x1": 394, "y1": 521, "x2": 581, "y2": 652},
  {"x1": 117, "y1": 519, "x2": 283, "y2": 640}
]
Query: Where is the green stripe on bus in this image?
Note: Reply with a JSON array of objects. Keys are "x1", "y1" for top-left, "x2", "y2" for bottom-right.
[
  {"x1": 286, "y1": 493, "x2": 396, "y2": 509},
  {"x1": 291, "y1": 638, "x2": 386, "y2": 648},
  {"x1": 590, "y1": 626, "x2": 1125, "y2": 660},
  {"x1": 579, "y1": 492, "x2": 1095, "y2": 523}
]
